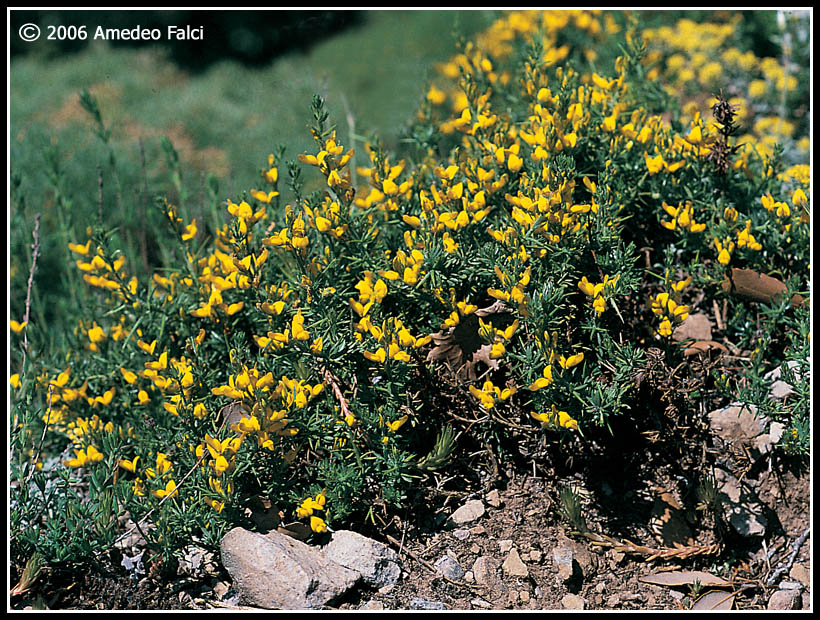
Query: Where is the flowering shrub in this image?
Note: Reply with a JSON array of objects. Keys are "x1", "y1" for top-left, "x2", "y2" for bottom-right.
[{"x1": 11, "y1": 10, "x2": 809, "y2": 573}]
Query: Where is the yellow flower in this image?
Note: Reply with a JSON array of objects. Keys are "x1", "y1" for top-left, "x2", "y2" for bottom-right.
[
  {"x1": 10, "y1": 320, "x2": 27, "y2": 334},
  {"x1": 644, "y1": 152, "x2": 666, "y2": 174},
  {"x1": 310, "y1": 516, "x2": 328, "y2": 533},
  {"x1": 529, "y1": 365, "x2": 554, "y2": 391},
  {"x1": 559, "y1": 352, "x2": 584, "y2": 369},
  {"x1": 153, "y1": 479, "x2": 178, "y2": 499},
  {"x1": 181, "y1": 219, "x2": 197, "y2": 241},
  {"x1": 64, "y1": 445, "x2": 104, "y2": 468},
  {"x1": 119, "y1": 456, "x2": 140, "y2": 473}
]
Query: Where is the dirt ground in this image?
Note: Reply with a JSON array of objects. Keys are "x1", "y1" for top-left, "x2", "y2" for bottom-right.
[{"x1": 12, "y1": 427, "x2": 810, "y2": 611}]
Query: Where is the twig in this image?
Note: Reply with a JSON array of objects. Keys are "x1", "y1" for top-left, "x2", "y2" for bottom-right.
[
  {"x1": 11, "y1": 214, "x2": 42, "y2": 464},
  {"x1": 575, "y1": 529, "x2": 722, "y2": 562},
  {"x1": 22, "y1": 213, "x2": 42, "y2": 359},
  {"x1": 97, "y1": 165, "x2": 104, "y2": 223},
  {"x1": 23, "y1": 386, "x2": 54, "y2": 488},
  {"x1": 765, "y1": 525, "x2": 810, "y2": 586},
  {"x1": 712, "y1": 298, "x2": 724, "y2": 332}
]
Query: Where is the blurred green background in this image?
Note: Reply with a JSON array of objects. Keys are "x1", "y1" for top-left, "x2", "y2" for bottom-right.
[{"x1": 9, "y1": 10, "x2": 497, "y2": 338}]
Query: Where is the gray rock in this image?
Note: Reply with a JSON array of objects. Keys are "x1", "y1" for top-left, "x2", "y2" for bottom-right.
[
  {"x1": 409, "y1": 597, "x2": 448, "y2": 610},
  {"x1": 552, "y1": 543, "x2": 575, "y2": 582},
  {"x1": 448, "y1": 499, "x2": 485, "y2": 526},
  {"x1": 452, "y1": 528, "x2": 470, "y2": 540},
  {"x1": 359, "y1": 599, "x2": 385, "y2": 610},
  {"x1": 709, "y1": 404, "x2": 783, "y2": 457},
  {"x1": 220, "y1": 527, "x2": 360, "y2": 609},
  {"x1": 434, "y1": 554, "x2": 465, "y2": 580},
  {"x1": 322, "y1": 529, "x2": 401, "y2": 589}
]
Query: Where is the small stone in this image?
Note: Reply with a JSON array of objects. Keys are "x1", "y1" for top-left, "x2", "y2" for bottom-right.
[
  {"x1": 452, "y1": 528, "x2": 470, "y2": 541},
  {"x1": 768, "y1": 589, "x2": 801, "y2": 610},
  {"x1": 769, "y1": 380, "x2": 794, "y2": 401},
  {"x1": 562, "y1": 593, "x2": 586, "y2": 610},
  {"x1": 529, "y1": 549, "x2": 542, "y2": 563},
  {"x1": 520, "y1": 591, "x2": 530, "y2": 603},
  {"x1": 448, "y1": 500, "x2": 485, "y2": 526},
  {"x1": 499, "y1": 539, "x2": 514, "y2": 553},
  {"x1": 471, "y1": 598, "x2": 493, "y2": 609},
  {"x1": 472, "y1": 556, "x2": 501, "y2": 588},
  {"x1": 672, "y1": 312, "x2": 712, "y2": 342},
  {"x1": 502, "y1": 548, "x2": 529, "y2": 578},
  {"x1": 485, "y1": 489, "x2": 502, "y2": 507},
  {"x1": 409, "y1": 597, "x2": 448, "y2": 610},
  {"x1": 212, "y1": 580, "x2": 231, "y2": 600},
  {"x1": 469, "y1": 525, "x2": 486, "y2": 536},
  {"x1": 606, "y1": 594, "x2": 621, "y2": 607},
  {"x1": 359, "y1": 600, "x2": 384, "y2": 610},
  {"x1": 789, "y1": 562, "x2": 810, "y2": 586},
  {"x1": 713, "y1": 466, "x2": 767, "y2": 537},
  {"x1": 778, "y1": 580, "x2": 803, "y2": 590},
  {"x1": 552, "y1": 544, "x2": 575, "y2": 582},
  {"x1": 470, "y1": 544, "x2": 481, "y2": 554},
  {"x1": 434, "y1": 554, "x2": 465, "y2": 581}
]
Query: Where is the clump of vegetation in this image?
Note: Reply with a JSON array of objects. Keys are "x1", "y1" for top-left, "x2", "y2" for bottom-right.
[{"x1": 10, "y1": 10, "x2": 809, "y2": 588}]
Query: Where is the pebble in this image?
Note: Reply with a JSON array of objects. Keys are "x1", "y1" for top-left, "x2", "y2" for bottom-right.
[
  {"x1": 485, "y1": 489, "x2": 502, "y2": 507},
  {"x1": 561, "y1": 593, "x2": 586, "y2": 610},
  {"x1": 452, "y1": 528, "x2": 470, "y2": 540},
  {"x1": 409, "y1": 597, "x2": 448, "y2": 610},
  {"x1": 499, "y1": 539, "x2": 514, "y2": 553},
  {"x1": 448, "y1": 500, "x2": 486, "y2": 526},
  {"x1": 359, "y1": 600, "x2": 385, "y2": 610},
  {"x1": 471, "y1": 598, "x2": 493, "y2": 609},
  {"x1": 502, "y1": 548, "x2": 529, "y2": 578},
  {"x1": 789, "y1": 562, "x2": 810, "y2": 586},
  {"x1": 768, "y1": 589, "x2": 801, "y2": 610},
  {"x1": 434, "y1": 554, "x2": 465, "y2": 581}
]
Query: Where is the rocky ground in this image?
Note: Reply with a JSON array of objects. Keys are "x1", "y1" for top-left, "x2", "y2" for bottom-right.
[{"x1": 11, "y1": 357, "x2": 811, "y2": 611}]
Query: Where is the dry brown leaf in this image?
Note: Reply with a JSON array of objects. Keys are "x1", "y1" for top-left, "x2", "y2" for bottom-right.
[
  {"x1": 682, "y1": 340, "x2": 729, "y2": 357},
  {"x1": 672, "y1": 313, "x2": 713, "y2": 342},
  {"x1": 721, "y1": 268, "x2": 805, "y2": 307},
  {"x1": 425, "y1": 301, "x2": 512, "y2": 381},
  {"x1": 639, "y1": 570, "x2": 731, "y2": 588},
  {"x1": 692, "y1": 590, "x2": 735, "y2": 610},
  {"x1": 276, "y1": 521, "x2": 313, "y2": 541},
  {"x1": 220, "y1": 400, "x2": 251, "y2": 427}
]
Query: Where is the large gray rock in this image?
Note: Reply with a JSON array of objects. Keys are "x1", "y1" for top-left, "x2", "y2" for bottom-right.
[
  {"x1": 322, "y1": 529, "x2": 401, "y2": 589},
  {"x1": 220, "y1": 527, "x2": 361, "y2": 609}
]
